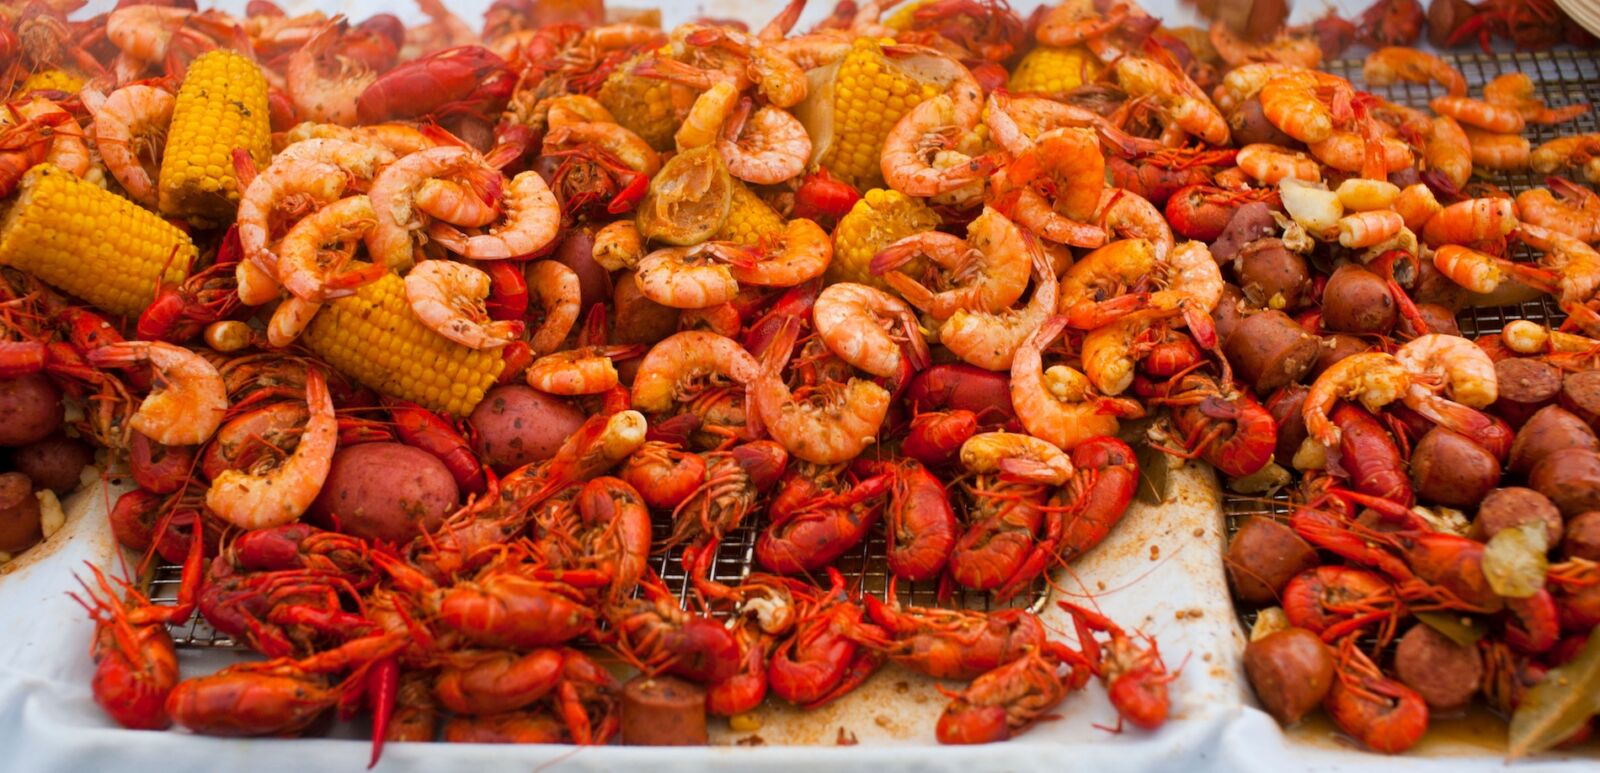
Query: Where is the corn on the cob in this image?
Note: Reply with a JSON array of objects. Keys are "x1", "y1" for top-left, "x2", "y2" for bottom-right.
[
  {"x1": 157, "y1": 50, "x2": 270, "y2": 224},
  {"x1": 302, "y1": 272, "x2": 505, "y2": 416},
  {"x1": 822, "y1": 38, "x2": 941, "y2": 188},
  {"x1": 828, "y1": 187, "x2": 939, "y2": 288},
  {"x1": 18, "y1": 69, "x2": 84, "y2": 96},
  {"x1": 884, "y1": 0, "x2": 937, "y2": 29},
  {"x1": 1008, "y1": 45, "x2": 1102, "y2": 99},
  {"x1": 715, "y1": 181, "x2": 786, "y2": 246},
  {"x1": 599, "y1": 54, "x2": 682, "y2": 152},
  {"x1": 0, "y1": 164, "x2": 192, "y2": 317}
]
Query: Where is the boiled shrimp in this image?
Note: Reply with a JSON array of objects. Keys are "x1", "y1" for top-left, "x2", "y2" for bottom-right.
[
  {"x1": 1095, "y1": 188, "x2": 1174, "y2": 259},
  {"x1": 404, "y1": 260, "x2": 523, "y2": 350},
  {"x1": 634, "y1": 245, "x2": 741, "y2": 309},
  {"x1": 1213, "y1": 62, "x2": 1302, "y2": 113},
  {"x1": 86, "y1": 341, "x2": 228, "y2": 446},
  {"x1": 1307, "y1": 131, "x2": 1414, "y2": 175},
  {"x1": 939, "y1": 240, "x2": 1059, "y2": 372},
  {"x1": 1338, "y1": 211, "x2": 1405, "y2": 249},
  {"x1": 1056, "y1": 237, "x2": 1157, "y2": 329},
  {"x1": 1236, "y1": 143, "x2": 1321, "y2": 184},
  {"x1": 630, "y1": 331, "x2": 760, "y2": 414},
  {"x1": 206, "y1": 368, "x2": 337, "y2": 530},
  {"x1": 1531, "y1": 134, "x2": 1600, "y2": 179},
  {"x1": 750, "y1": 325, "x2": 890, "y2": 465},
  {"x1": 1151, "y1": 240, "x2": 1223, "y2": 313},
  {"x1": 1258, "y1": 69, "x2": 1354, "y2": 145},
  {"x1": 287, "y1": 21, "x2": 377, "y2": 127},
  {"x1": 1208, "y1": 22, "x2": 1322, "y2": 69},
  {"x1": 998, "y1": 127, "x2": 1108, "y2": 248},
  {"x1": 277, "y1": 195, "x2": 383, "y2": 302},
  {"x1": 526, "y1": 347, "x2": 637, "y2": 395},
  {"x1": 812, "y1": 282, "x2": 927, "y2": 379},
  {"x1": 267, "y1": 296, "x2": 322, "y2": 348},
  {"x1": 1394, "y1": 183, "x2": 1442, "y2": 231},
  {"x1": 1420, "y1": 197, "x2": 1517, "y2": 248},
  {"x1": 1080, "y1": 308, "x2": 1178, "y2": 396},
  {"x1": 429, "y1": 171, "x2": 560, "y2": 260},
  {"x1": 1362, "y1": 48, "x2": 1466, "y2": 97},
  {"x1": 592, "y1": 221, "x2": 644, "y2": 272},
  {"x1": 725, "y1": 218, "x2": 833, "y2": 288},
  {"x1": 273, "y1": 138, "x2": 396, "y2": 186},
  {"x1": 1394, "y1": 333, "x2": 1498, "y2": 410},
  {"x1": 526, "y1": 260, "x2": 581, "y2": 355},
  {"x1": 1463, "y1": 127, "x2": 1531, "y2": 171},
  {"x1": 1430, "y1": 96, "x2": 1525, "y2": 134},
  {"x1": 83, "y1": 84, "x2": 173, "y2": 208},
  {"x1": 1519, "y1": 224, "x2": 1600, "y2": 313},
  {"x1": 546, "y1": 95, "x2": 616, "y2": 130},
  {"x1": 237, "y1": 159, "x2": 348, "y2": 276},
  {"x1": 1516, "y1": 179, "x2": 1600, "y2": 243},
  {"x1": 1011, "y1": 316, "x2": 1143, "y2": 451},
  {"x1": 1302, "y1": 352, "x2": 1411, "y2": 446},
  {"x1": 959, "y1": 432, "x2": 1075, "y2": 486},
  {"x1": 1035, "y1": 0, "x2": 1124, "y2": 47},
  {"x1": 1483, "y1": 73, "x2": 1590, "y2": 125},
  {"x1": 414, "y1": 178, "x2": 501, "y2": 228},
  {"x1": 1114, "y1": 56, "x2": 1230, "y2": 146},
  {"x1": 367, "y1": 146, "x2": 494, "y2": 268},
  {"x1": 719, "y1": 100, "x2": 810, "y2": 185},
  {"x1": 881, "y1": 92, "x2": 996, "y2": 197},
  {"x1": 1421, "y1": 115, "x2": 1473, "y2": 191},
  {"x1": 874, "y1": 207, "x2": 1030, "y2": 319},
  {"x1": 982, "y1": 91, "x2": 1107, "y2": 156},
  {"x1": 10, "y1": 98, "x2": 88, "y2": 178}
]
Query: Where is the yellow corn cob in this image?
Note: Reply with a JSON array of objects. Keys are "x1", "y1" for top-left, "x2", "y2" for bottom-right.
[
  {"x1": 715, "y1": 181, "x2": 786, "y2": 246},
  {"x1": 0, "y1": 164, "x2": 192, "y2": 317},
  {"x1": 884, "y1": 0, "x2": 937, "y2": 28},
  {"x1": 828, "y1": 188, "x2": 939, "y2": 289},
  {"x1": 822, "y1": 38, "x2": 941, "y2": 188},
  {"x1": 302, "y1": 272, "x2": 504, "y2": 416},
  {"x1": 599, "y1": 54, "x2": 682, "y2": 152},
  {"x1": 157, "y1": 50, "x2": 270, "y2": 223},
  {"x1": 18, "y1": 69, "x2": 84, "y2": 96},
  {"x1": 1008, "y1": 45, "x2": 1102, "y2": 100}
]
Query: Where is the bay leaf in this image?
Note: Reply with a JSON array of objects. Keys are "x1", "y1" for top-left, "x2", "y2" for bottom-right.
[
  {"x1": 1483, "y1": 522, "x2": 1549, "y2": 599},
  {"x1": 1508, "y1": 632, "x2": 1600, "y2": 759},
  {"x1": 1414, "y1": 611, "x2": 1486, "y2": 647},
  {"x1": 1134, "y1": 441, "x2": 1169, "y2": 505}
]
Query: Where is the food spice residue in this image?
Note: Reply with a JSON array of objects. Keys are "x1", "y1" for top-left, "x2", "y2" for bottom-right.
[
  {"x1": 735, "y1": 735, "x2": 767, "y2": 746},
  {"x1": 835, "y1": 727, "x2": 859, "y2": 746},
  {"x1": 1149, "y1": 544, "x2": 1161, "y2": 560}
]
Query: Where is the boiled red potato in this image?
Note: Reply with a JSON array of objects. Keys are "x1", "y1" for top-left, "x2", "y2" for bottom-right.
[
  {"x1": 10, "y1": 434, "x2": 94, "y2": 495},
  {"x1": 469, "y1": 385, "x2": 589, "y2": 473},
  {"x1": 0, "y1": 472, "x2": 43, "y2": 554},
  {"x1": 309, "y1": 442, "x2": 460, "y2": 542},
  {"x1": 0, "y1": 374, "x2": 63, "y2": 447},
  {"x1": 1243, "y1": 627, "x2": 1334, "y2": 725}
]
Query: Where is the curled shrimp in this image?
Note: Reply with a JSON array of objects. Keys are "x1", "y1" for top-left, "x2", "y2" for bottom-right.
[
  {"x1": 1056, "y1": 237, "x2": 1157, "y2": 329},
  {"x1": 1338, "y1": 211, "x2": 1404, "y2": 249},
  {"x1": 1394, "y1": 333, "x2": 1498, "y2": 411},
  {"x1": 1420, "y1": 115, "x2": 1473, "y2": 191},
  {"x1": 634, "y1": 245, "x2": 741, "y2": 309},
  {"x1": 1431, "y1": 244, "x2": 1553, "y2": 295},
  {"x1": 670, "y1": 24, "x2": 808, "y2": 108},
  {"x1": 544, "y1": 122, "x2": 661, "y2": 177},
  {"x1": 1519, "y1": 224, "x2": 1600, "y2": 317},
  {"x1": 996, "y1": 127, "x2": 1107, "y2": 248},
  {"x1": 1301, "y1": 352, "x2": 1410, "y2": 446},
  {"x1": 273, "y1": 138, "x2": 395, "y2": 186},
  {"x1": 11, "y1": 98, "x2": 89, "y2": 178},
  {"x1": 592, "y1": 221, "x2": 644, "y2": 272},
  {"x1": 1236, "y1": 143, "x2": 1320, "y2": 184},
  {"x1": 880, "y1": 92, "x2": 997, "y2": 198},
  {"x1": 414, "y1": 177, "x2": 501, "y2": 228},
  {"x1": 1430, "y1": 96, "x2": 1524, "y2": 134},
  {"x1": 1420, "y1": 197, "x2": 1517, "y2": 248},
  {"x1": 982, "y1": 91, "x2": 1107, "y2": 156},
  {"x1": 1307, "y1": 130, "x2": 1414, "y2": 175},
  {"x1": 1531, "y1": 133, "x2": 1600, "y2": 179},
  {"x1": 267, "y1": 296, "x2": 322, "y2": 348},
  {"x1": 367, "y1": 146, "x2": 493, "y2": 269},
  {"x1": 526, "y1": 346, "x2": 639, "y2": 395},
  {"x1": 404, "y1": 259, "x2": 523, "y2": 350},
  {"x1": 1516, "y1": 178, "x2": 1600, "y2": 243},
  {"x1": 939, "y1": 240, "x2": 1059, "y2": 372},
  {"x1": 1095, "y1": 188, "x2": 1173, "y2": 259},
  {"x1": 1208, "y1": 22, "x2": 1322, "y2": 69},
  {"x1": 1080, "y1": 308, "x2": 1178, "y2": 396},
  {"x1": 429, "y1": 171, "x2": 560, "y2": 260},
  {"x1": 1114, "y1": 56, "x2": 1230, "y2": 146},
  {"x1": 1483, "y1": 74, "x2": 1590, "y2": 125},
  {"x1": 1258, "y1": 69, "x2": 1353, "y2": 145},
  {"x1": 287, "y1": 21, "x2": 376, "y2": 127},
  {"x1": 1361, "y1": 48, "x2": 1466, "y2": 97},
  {"x1": 1212, "y1": 62, "x2": 1302, "y2": 113},
  {"x1": 277, "y1": 195, "x2": 384, "y2": 302},
  {"x1": 1011, "y1": 316, "x2": 1143, "y2": 452},
  {"x1": 1151, "y1": 240, "x2": 1222, "y2": 313},
  {"x1": 724, "y1": 218, "x2": 832, "y2": 288},
  {"x1": 750, "y1": 323, "x2": 889, "y2": 465},
  {"x1": 630, "y1": 331, "x2": 760, "y2": 414},
  {"x1": 959, "y1": 432, "x2": 1075, "y2": 486},
  {"x1": 237, "y1": 159, "x2": 348, "y2": 277},
  {"x1": 206, "y1": 368, "x2": 336, "y2": 530},
  {"x1": 873, "y1": 206, "x2": 1030, "y2": 319},
  {"x1": 719, "y1": 100, "x2": 810, "y2": 185},
  {"x1": 86, "y1": 341, "x2": 228, "y2": 446},
  {"x1": 1035, "y1": 0, "x2": 1125, "y2": 46},
  {"x1": 1463, "y1": 127, "x2": 1530, "y2": 172},
  {"x1": 526, "y1": 260, "x2": 581, "y2": 355},
  {"x1": 546, "y1": 95, "x2": 615, "y2": 129},
  {"x1": 1394, "y1": 183, "x2": 1442, "y2": 231},
  {"x1": 83, "y1": 84, "x2": 173, "y2": 208},
  {"x1": 812, "y1": 282, "x2": 928, "y2": 379}
]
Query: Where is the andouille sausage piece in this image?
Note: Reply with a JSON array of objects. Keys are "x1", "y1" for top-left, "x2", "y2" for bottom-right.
[
  {"x1": 1309, "y1": 333, "x2": 1370, "y2": 379},
  {"x1": 1475, "y1": 487, "x2": 1563, "y2": 546},
  {"x1": 621, "y1": 675, "x2": 708, "y2": 746},
  {"x1": 1510, "y1": 405, "x2": 1600, "y2": 475},
  {"x1": 1212, "y1": 284, "x2": 1252, "y2": 346},
  {"x1": 1560, "y1": 370, "x2": 1600, "y2": 431},
  {"x1": 1530, "y1": 448, "x2": 1600, "y2": 518},
  {"x1": 1393, "y1": 623, "x2": 1483, "y2": 712},
  {"x1": 1398, "y1": 303, "x2": 1461, "y2": 338},
  {"x1": 0, "y1": 473, "x2": 43, "y2": 554},
  {"x1": 1226, "y1": 516, "x2": 1319, "y2": 605},
  {"x1": 1493, "y1": 358, "x2": 1563, "y2": 429},
  {"x1": 1266, "y1": 384, "x2": 1308, "y2": 465},
  {"x1": 1243, "y1": 627, "x2": 1335, "y2": 725},
  {"x1": 1562, "y1": 511, "x2": 1600, "y2": 562},
  {"x1": 1235, "y1": 241, "x2": 1313, "y2": 310},
  {"x1": 1224, "y1": 310, "x2": 1321, "y2": 394},
  {"x1": 1321, "y1": 264, "x2": 1397, "y2": 335},
  {"x1": 1411, "y1": 427, "x2": 1501, "y2": 508}
]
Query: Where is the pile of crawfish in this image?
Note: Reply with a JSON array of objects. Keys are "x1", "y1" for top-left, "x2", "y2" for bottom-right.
[{"x1": 1, "y1": 0, "x2": 1600, "y2": 758}]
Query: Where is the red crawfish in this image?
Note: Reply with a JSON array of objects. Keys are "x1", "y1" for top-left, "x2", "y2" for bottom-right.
[
  {"x1": 374, "y1": 548, "x2": 605, "y2": 650},
  {"x1": 1059, "y1": 601, "x2": 1180, "y2": 732},
  {"x1": 900, "y1": 409, "x2": 979, "y2": 469},
  {"x1": 1164, "y1": 184, "x2": 1279, "y2": 241},
  {"x1": 946, "y1": 474, "x2": 1053, "y2": 594},
  {"x1": 136, "y1": 225, "x2": 245, "y2": 343},
  {"x1": 71, "y1": 565, "x2": 180, "y2": 730},
  {"x1": 691, "y1": 566, "x2": 809, "y2": 717},
  {"x1": 1152, "y1": 368, "x2": 1277, "y2": 479},
  {"x1": 935, "y1": 643, "x2": 1090, "y2": 744},
  {"x1": 1325, "y1": 635, "x2": 1427, "y2": 754},
  {"x1": 127, "y1": 430, "x2": 196, "y2": 494},
  {"x1": 619, "y1": 440, "x2": 707, "y2": 511},
  {"x1": 602, "y1": 575, "x2": 741, "y2": 684},
  {"x1": 530, "y1": 476, "x2": 652, "y2": 604},
  {"x1": 790, "y1": 168, "x2": 860, "y2": 227},
  {"x1": 900, "y1": 0, "x2": 1027, "y2": 62},
  {"x1": 906, "y1": 364, "x2": 1021, "y2": 431},
  {"x1": 667, "y1": 440, "x2": 788, "y2": 552},
  {"x1": 386, "y1": 398, "x2": 487, "y2": 495},
  {"x1": 767, "y1": 569, "x2": 884, "y2": 709},
  {"x1": 856, "y1": 457, "x2": 959, "y2": 581},
  {"x1": 356, "y1": 45, "x2": 514, "y2": 123},
  {"x1": 226, "y1": 522, "x2": 375, "y2": 587},
  {"x1": 1326, "y1": 403, "x2": 1413, "y2": 507},
  {"x1": 1280, "y1": 564, "x2": 1404, "y2": 645},
  {"x1": 755, "y1": 462, "x2": 891, "y2": 574},
  {"x1": 857, "y1": 581, "x2": 1051, "y2": 680}
]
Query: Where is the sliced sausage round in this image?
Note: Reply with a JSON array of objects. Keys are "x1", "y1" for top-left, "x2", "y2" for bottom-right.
[
  {"x1": 621, "y1": 675, "x2": 708, "y2": 745},
  {"x1": 1393, "y1": 623, "x2": 1482, "y2": 711},
  {"x1": 1560, "y1": 370, "x2": 1600, "y2": 431},
  {"x1": 1475, "y1": 487, "x2": 1563, "y2": 546},
  {"x1": 1226, "y1": 516, "x2": 1319, "y2": 605},
  {"x1": 1530, "y1": 448, "x2": 1600, "y2": 518},
  {"x1": 1509, "y1": 405, "x2": 1599, "y2": 475},
  {"x1": 1224, "y1": 310, "x2": 1321, "y2": 395},
  {"x1": 1563, "y1": 511, "x2": 1600, "y2": 562},
  {"x1": 1493, "y1": 358, "x2": 1563, "y2": 429},
  {"x1": 1243, "y1": 627, "x2": 1334, "y2": 726}
]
